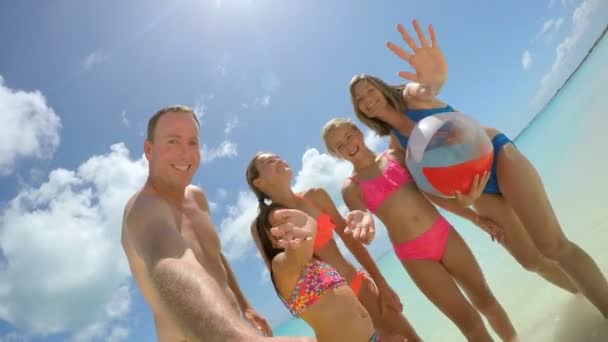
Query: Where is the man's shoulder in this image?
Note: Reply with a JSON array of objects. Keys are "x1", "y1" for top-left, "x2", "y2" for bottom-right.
[
  {"x1": 123, "y1": 189, "x2": 172, "y2": 232},
  {"x1": 185, "y1": 185, "x2": 210, "y2": 212}
]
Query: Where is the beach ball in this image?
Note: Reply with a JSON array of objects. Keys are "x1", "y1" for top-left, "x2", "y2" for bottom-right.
[{"x1": 405, "y1": 112, "x2": 493, "y2": 198}]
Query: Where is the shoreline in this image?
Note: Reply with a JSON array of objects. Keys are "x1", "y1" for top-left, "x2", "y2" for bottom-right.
[{"x1": 514, "y1": 24, "x2": 608, "y2": 140}]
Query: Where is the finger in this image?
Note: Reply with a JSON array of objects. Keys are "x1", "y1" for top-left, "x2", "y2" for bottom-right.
[
  {"x1": 344, "y1": 212, "x2": 353, "y2": 224},
  {"x1": 397, "y1": 71, "x2": 419, "y2": 82},
  {"x1": 359, "y1": 226, "x2": 367, "y2": 241},
  {"x1": 270, "y1": 223, "x2": 293, "y2": 238},
  {"x1": 287, "y1": 239, "x2": 301, "y2": 249},
  {"x1": 261, "y1": 321, "x2": 272, "y2": 337},
  {"x1": 428, "y1": 24, "x2": 438, "y2": 47},
  {"x1": 270, "y1": 208, "x2": 304, "y2": 223},
  {"x1": 386, "y1": 41, "x2": 412, "y2": 62},
  {"x1": 397, "y1": 23, "x2": 419, "y2": 51},
  {"x1": 483, "y1": 171, "x2": 491, "y2": 185},
  {"x1": 344, "y1": 226, "x2": 352, "y2": 235},
  {"x1": 412, "y1": 19, "x2": 430, "y2": 48},
  {"x1": 472, "y1": 174, "x2": 480, "y2": 187},
  {"x1": 454, "y1": 191, "x2": 463, "y2": 202},
  {"x1": 352, "y1": 227, "x2": 361, "y2": 240}
]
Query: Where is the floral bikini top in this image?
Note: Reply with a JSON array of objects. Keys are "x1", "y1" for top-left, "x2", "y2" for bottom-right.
[{"x1": 284, "y1": 259, "x2": 346, "y2": 316}]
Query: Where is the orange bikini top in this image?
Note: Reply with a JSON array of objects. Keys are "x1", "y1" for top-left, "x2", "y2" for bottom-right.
[{"x1": 297, "y1": 194, "x2": 336, "y2": 250}]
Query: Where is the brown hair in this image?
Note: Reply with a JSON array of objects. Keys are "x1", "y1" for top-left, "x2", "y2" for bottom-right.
[
  {"x1": 254, "y1": 202, "x2": 287, "y2": 303},
  {"x1": 147, "y1": 105, "x2": 200, "y2": 141},
  {"x1": 349, "y1": 74, "x2": 406, "y2": 136},
  {"x1": 245, "y1": 152, "x2": 271, "y2": 210}
]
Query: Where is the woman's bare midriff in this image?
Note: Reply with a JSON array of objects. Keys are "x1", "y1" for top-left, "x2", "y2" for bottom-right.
[{"x1": 299, "y1": 286, "x2": 375, "y2": 342}]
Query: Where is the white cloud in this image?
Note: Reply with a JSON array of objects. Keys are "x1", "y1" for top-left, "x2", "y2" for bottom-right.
[
  {"x1": 0, "y1": 331, "x2": 29, "y2": 342},
  {"x1": 532, "y1": 0, "x2": 599, "y2": 107},
  {"x1": 193, "y1": 103, "x2": 207, "y2": 123},
  {"x1": 363, "y1": 130, "x2": 385, "y2": 153},
  {"x1": 0, "y1": 143, "x2": 147, "y2": 338},
  {"x1": 217, "y1": 187, "x2": 228, "y2": 200},
  {"x1": 522, "y1": 50, "x2": 533, "y2": 70},
  {"x1": 562, "y1": 0, "x2": 576, "y2": 7},
  {"x1": 0, "y1": 76, "x2": 61, "y2": 176},
  {"x1": 554, "y1": 17, "x2": 565, "y2": 31},
  {"x1": 81, "y1": 51, "x2": 105, "y2": 70},
  {"x1": 106, "y1": 325, "x2": 129, "y2": 342},
  {"x1": 219, "y1": 191, "x2": 260, "y2": 260},
  {"x1": 201, "y1": 140, "x2": 237, "y2": 163},
  {"x1": 541, "y1": 19, "x2": 556, "y2": 36},
  {"x1": 259, "y1": 268, "x2": 270, "y2": 285},
  {"x1": 217, "y1": 64, "x2": 226, "y2": 77},
  {"x1": 254, "y1": 95, "x2": 271, "y2": 108},
  {"x1": 219, "y1": 128, "x2": 391, "y2": 261},
  {"x1": 120, "y1": 110, "x2": 129, "y2": 128},
  {"x1": 193, "y1": 93, "x2": 216, "y2": 124},
  {"x1": 536, "y1": 17, "x2": 565, "y2": 43},
  {"x1": 224, "y1": 117, "x2": 239, "y2": 134}
]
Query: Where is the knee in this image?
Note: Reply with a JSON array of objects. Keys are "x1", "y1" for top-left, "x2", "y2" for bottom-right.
[
  {"x1": 471, "y1": 292, "x2": 500, "y2": 316},
  {"x1": 537, "y1": 238, "x2": 572, "y2": 262},
  {"x1": 518, "y1": 255, "x2": 542, "y2": 272},
  {"x1": 453, "y1": 309, "x2": 486, "y2": 337}
]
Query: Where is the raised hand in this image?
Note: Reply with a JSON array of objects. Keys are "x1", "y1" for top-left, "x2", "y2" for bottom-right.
[
  {"x1": 344, "y1": 210, "x2": 376, "y2": 245},
  {"x1": 269, "y1": 209, "x2": 315, "y2": 249},
  {"x1": 386, "y1": 19, "x2": 448, "y2": 88}
]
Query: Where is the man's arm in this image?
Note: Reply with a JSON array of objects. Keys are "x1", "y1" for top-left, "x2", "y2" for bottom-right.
[
  {"x1": 125, "y1": 196, "x2": 255, "y2": 342},
  {"x1": 221, "y1": 253, "x2": 251, "y2": 311}
]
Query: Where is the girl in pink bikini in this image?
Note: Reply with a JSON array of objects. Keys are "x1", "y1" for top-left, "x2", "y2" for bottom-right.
[
  {"x1": 246, "y1": 152, "x2": 421, "y2": 341},
  {"x1": 322, "y1": 118, "x2": 518, "y2": 342},
  {"x1": 254, "y1": 204, "x2": 398, "y2": 342}
]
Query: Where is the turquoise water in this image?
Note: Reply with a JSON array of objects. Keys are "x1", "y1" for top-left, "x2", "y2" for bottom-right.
[{"x1": 275, "y1": 34, "x2": 608, "y2": 341}]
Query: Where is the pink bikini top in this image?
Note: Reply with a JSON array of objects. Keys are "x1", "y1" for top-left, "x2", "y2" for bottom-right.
[{"x1": 348, "y1": 154, "x2": 414, "y2": 213}]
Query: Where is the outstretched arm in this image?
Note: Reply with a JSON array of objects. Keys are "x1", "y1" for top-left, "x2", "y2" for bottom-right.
[
  {"x1": 309, "y1": 189, "x2": 387, "y2": 287},
  {"x1": 124, "y1": 197, "x2": 255, "y2": 342},
  {"x1": 221, "y1": 253, "x2": 273, "y2": 336},
  {"x1": 386, "y1": 19, "x2": 448, "y2": 100},
  {"x1": 424, "y1": 192, "x2": 503, "y2": 242}
]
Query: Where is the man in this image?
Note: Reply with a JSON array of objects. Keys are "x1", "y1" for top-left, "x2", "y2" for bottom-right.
[{"x1": 121, "y1": 106, "x2": 308, "y2": 341}]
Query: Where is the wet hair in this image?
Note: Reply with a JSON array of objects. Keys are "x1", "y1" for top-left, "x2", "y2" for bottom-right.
[
  {"x1": 349, "y1": 74, "x2": 407, "y2": 136},
  {"x1": 147, "y1": 105, "x2": 200, "y2": 141},
  {"x1": 321, "y1": 117, "x2": 362, "y2": 158}
]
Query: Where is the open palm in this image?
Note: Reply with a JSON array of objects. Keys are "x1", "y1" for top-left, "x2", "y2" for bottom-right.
[{"x1": 386, "y1": 19, "x2": 448, "y2": 87}]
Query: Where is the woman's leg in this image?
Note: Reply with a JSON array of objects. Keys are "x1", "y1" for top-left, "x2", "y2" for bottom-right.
[
  {"x1": 440, "y1": 229, "x2": 517, "y2": 341},
  {"x1": 496, "y1": 144, "x2": 608, "y2": 316},
  {"x1": 402, "y1": 258, "x2": 493, "y2": 342},
  {"x1": 355, "y1": 273, "x2": 422, "y2": 341},
  {"x1": 474, "y1": 194, "x2": 578, "y2": 294}
]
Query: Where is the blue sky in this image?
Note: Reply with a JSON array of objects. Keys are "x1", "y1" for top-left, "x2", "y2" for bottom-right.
[{"x1": 0, "y1": 0, "x2": 606, "y2": 340}]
